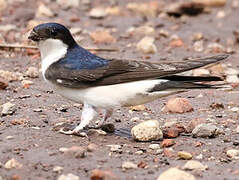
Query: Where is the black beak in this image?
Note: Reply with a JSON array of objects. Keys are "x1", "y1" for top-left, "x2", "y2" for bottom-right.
[{"x1": 28, "y1": 31, "x2": 40, "y2": 41}]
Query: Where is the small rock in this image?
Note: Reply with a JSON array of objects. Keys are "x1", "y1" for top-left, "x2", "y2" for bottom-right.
[
  {"x1": 6, "y1": 136, "x2": 14, "y2": 140},
  {"x1": 127, "y1": 2, "x2": 159, "y2": 17},
  {"x1": 58, "y1": 173, "x2": 79, "y2": 180},
  {"x1": 236, "y1": 125, "x2": 239, "y2": 134},
  {"x1": 130, "y1": 104, "x2": 146, "y2": 111},
  {"x1": 195, "y1": 154, "x2": 203, "y2": 160},
  {"x1": 136, "y1": 36, "x2": 157, "y2": 54},
  {"x1": 0, "y1": 70, "x2": 23, "y2": 81},
  {"x1": 90, "y1": 31, "x2": 116, "y2": 44},
  {"x1": 36, "y1": 3, "x2": 54, "y2": 17},
  {"x1": 56, "y1": 0, "x2": 80, "y2": 9},
  {"x1": 131, "y1": 120, "x2": 163, "y2": 141},
  {"x1": 90, "y1": 169, "x2": 119, "y2": 180},
  {"x1": 163, "y1": 126, "x2": 182, "y2": 138},
  {"x1": 161, "y1": 139, "x2": 176, "y2": 148},
  {"x1": 0, "y1": 77, "x2": 8, "y2": 89},
  {"x1": 186, "y1": 118, "x2": 206, "y2": 133},
  {"x1": 107, "y1": 144, "x2": 122, "y2": 153},
  {"x1": 135, "y1": 150, "x2": 144, "y2": 155},
  {"x1": 122, "y1": 161, "x2": 137, "y2": 170},
  {"x1": 4, "y1": 158, "x2": 23, "y2": 169},
  {"x1": 193, "y1": 40, "x2": 204, "y2": 52},
  {"x1": 178, "y1": 151, "x2": 193, "y2": 160},
  {"x1": 226, "y1": 149, "x2": 239, "y2": 159},
  {"x1": 1, "y1": 102, "x2": 16, "y2": 116},
  {"x1": 89, "y1": 8, "x2": 107, "y2": 19},
  {"x1": 157, "y1": 167, "x2": 195, "y2": 180},
  {"x1": 106, "y1": 6, "x2": 121, "y2": 16},
  {"x1": 217, "y1": 10, "x2": 226, "y2": 18},
  {"x1": 26, "y1": 67, "x2": 39, "y2": 78},
  {"x1": 53, "y1": 166, "x2": 63, "y2": 173},
  {"x1": 149, "y1": 144, "x2": 160, "y2": 150},
  {"x1": 182, "y1": 160, "x2": 208, "y2": 171},
  {"x1": 0, "y1": 0, "x2": 6, "y2": 13},
  {"x1": 22, "y1": 80, "x2": 33, "y2": 88},
  {"x1": 192, "y1": 33, "x2": 204, "y2": 41},
  {"x1": 60, "y1": 146, "x2": 86, "y2": 158},
  {"x1": 192, "y1": 123, "x2": 221, "y2": 138},
  {"x1": 207, "y1": 42, "x2": 225, "y2": 53},
  {"x1": 163, "y1": 98, "x2": 193, "y2": 113},
  {"x1": 159, "y1": 29, "x2": 170, "y2": 37},
  {"x1": 87, "y1": 143, "x2": 97, "y2": 152}
]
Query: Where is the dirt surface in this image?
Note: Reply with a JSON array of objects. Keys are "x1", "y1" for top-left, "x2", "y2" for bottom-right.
[{"x1": 0, "y1": 0, "x2": 239, "y2": 180}]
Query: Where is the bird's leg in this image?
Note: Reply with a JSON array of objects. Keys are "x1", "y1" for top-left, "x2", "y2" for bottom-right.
[
  {"x1": 94, "y1": 109, "x2": 113, "y2": 128},
  {"x1": 60, "y1": 103, "x2": 96, "y2": 135}
]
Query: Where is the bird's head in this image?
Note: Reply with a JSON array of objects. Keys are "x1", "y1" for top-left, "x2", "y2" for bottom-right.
[{"x1": 28, "y1": 22, "x2": 77, "y2": 48}]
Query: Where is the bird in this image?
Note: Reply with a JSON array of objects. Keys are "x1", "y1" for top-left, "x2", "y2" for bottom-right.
[{"x1": 28, "y1": 22, "x2": 229, "y2": 135}]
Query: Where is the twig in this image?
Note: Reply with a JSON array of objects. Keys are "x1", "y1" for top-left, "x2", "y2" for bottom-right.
[
  {"x1": 0, "y1": 43, "x2": 119, "y2": 52},
  {"x1": 0, "y1": 44, "x2": 37, "y2": 49}
]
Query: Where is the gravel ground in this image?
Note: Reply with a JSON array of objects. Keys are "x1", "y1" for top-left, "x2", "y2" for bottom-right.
[{"x1": 0, "y1": 0, "x2": 239, "y2": 179}]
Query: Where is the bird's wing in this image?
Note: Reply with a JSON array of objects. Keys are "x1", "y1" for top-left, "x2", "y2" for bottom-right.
[{"x1": 45, "y1": 54, "x2": 228, "y2": 88}]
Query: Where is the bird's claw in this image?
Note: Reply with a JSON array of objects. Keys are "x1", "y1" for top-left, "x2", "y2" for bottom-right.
[{"x1": 59, "y1": 128, "x2": 88, "y2": 137}]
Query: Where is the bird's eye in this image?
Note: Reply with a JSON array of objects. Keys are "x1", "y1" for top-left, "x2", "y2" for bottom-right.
[{"x1": 50, "y1": 29, "x2": 57, "y2": 36}]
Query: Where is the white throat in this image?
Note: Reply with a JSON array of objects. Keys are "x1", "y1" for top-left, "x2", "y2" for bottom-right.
[{"x1": 38, "y1": 39, "x2": 68, "y2": 78}]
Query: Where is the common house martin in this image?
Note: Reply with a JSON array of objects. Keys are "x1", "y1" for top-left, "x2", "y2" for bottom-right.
[{"x1": 28, "y1": 22, "x2": 229, "y2": 135}]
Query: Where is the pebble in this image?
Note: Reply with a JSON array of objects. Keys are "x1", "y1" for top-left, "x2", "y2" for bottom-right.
[
  {"x1": 22, "y1": 80, "x2": 34, "y2": 88},
  {"x1": 135, "y1": 150, "x2": 144, "y2": 155},
  {"x1": 236, "y1": 126, "x2": 239, "y2": 134},
  {"x1": 157, "y1": 167, "x2": 195, "y2": 180},
  {"x1": 161, "y1": 139, "x2": 176, "y2": 148},
  {"x1": 131, "y1": 120, "x2": 163, "y2": 141},
  {"x1": 0, "y1": 70, "x2": 23, "y2": 81},
  {"x1": 36, "y1": 3, "x2": 54, "y2": 17},
  {"x1": 226, "y1": 149, "x2": 239, "y2": 159},
  {"x1": 87, "y1": 143, "x2": 97, "y2": 152},
  {"x1": 4, "y1": 158, "x2": 23, "y2": 169},
  {"x1": 89, "y1": 8, "x2": 107, "y2": 19},
  {"x1": 192, "y1": 123, "x2": 221, "y2": 138},
  {"x1": 149, "y1": 144, "x2": 160, "y2": 150},
  {"x1": 178, "y1": 151, "x2": 193, "y2": 160},
  {"x1": 127, "y1": 2, "x2": 159, "y2": 17},
  {"x1": 163, "y1": 98, "x2": 193, "y2": 114},
  {"x1": 182, "y1": 160, "x2": 208, "y2": 171},
  {"x1": 59, "y1": 146, "x2": 86, "y2": 158},
  {"x1": 58, "y1": 173, "x2": 79, "y2": 180},
  {"x1": 26, "y1": 67, "x2": 39, "y2": 78},
  {"x1": 130, "y1": 104, "x2": 146, "y2": 111},
  {"x1": 1, "y1": 102, "x2": 16, "y2": 116},
  {"x1": 90, "y1": 169, "x2": 118, "y2": 180},
  {"x1": 195, "y1": 154, "x2": 203, "y2": 160},
  {"x1": 0, "y1": 0, "x2": 6, "y2": 13},
  {"x1": 107, "y1": 144, "x2": 122, "y2": 153},
  {"x1": 193, "y1": 40, "x2": 204, "y2": 52},
  {"x1": 186, "y1": 118, "x2": 206, "y2": 133},
  {"x1": 56, "y1": 0, "x2": 80, "y2": 9},
  {"x1": 0, "y1": 77, "x2": 8, "y2": 89},
  {"x1": 136, "y1": 36, "x2": 157, "y2": 54},
  {"x1": 53, "y1": 166, "x2": 63, "y2": 173},
  {"x1": 122, "y1": 161, "x2": 138, "y2": 170}
]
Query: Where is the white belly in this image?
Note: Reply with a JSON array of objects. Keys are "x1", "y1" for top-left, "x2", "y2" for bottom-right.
[{"x1": 50, "y1": 79, "x2": 179, "y2": 109}]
